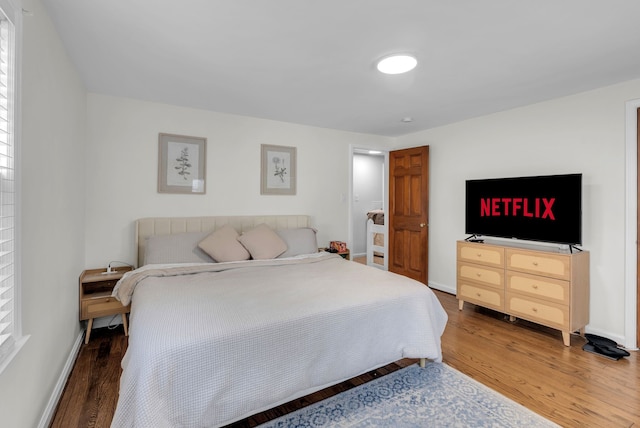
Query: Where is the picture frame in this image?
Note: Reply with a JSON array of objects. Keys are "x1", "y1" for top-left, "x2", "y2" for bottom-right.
[
  {"x1": 158, "y1": 133, "x2": 206, "y2": 194},
  {"x1": 261, "y1": 144, "x2": 297, "y2": 195}
]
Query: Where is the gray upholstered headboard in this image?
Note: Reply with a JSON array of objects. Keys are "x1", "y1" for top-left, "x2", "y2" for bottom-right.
[{"x1": 135, "y1": 215, "x2": 311, "y2": 267}]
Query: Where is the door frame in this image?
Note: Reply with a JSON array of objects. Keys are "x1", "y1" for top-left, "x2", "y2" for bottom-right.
[
  {"x1": 348, "y1": 145, "x2": 389, "y2": 266},
  {"x1": 624, "y1": 98, "x2": 639, "y2": 350}
]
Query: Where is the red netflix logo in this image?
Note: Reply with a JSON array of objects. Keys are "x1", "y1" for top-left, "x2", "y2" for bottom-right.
[{"x1": 480, "y1": 198, "x2": 556, "y2": 220}]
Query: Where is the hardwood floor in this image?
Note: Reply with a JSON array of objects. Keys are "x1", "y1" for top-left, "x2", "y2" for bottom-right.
[
  {"x1": 50, "y1": 326, "x2": 126, "y2": 428},
  {"x1": 50, "y1": 290, "x2": 639, "y2": 428}
]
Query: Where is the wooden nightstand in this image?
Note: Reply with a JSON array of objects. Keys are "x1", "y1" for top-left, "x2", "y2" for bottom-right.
[
  {"x1": 79, "y1": 267, "x2": 133, "y2": 344},
  {"x1": 319, "y1": 247, "x2": 351, "y2": 260},
  {"x1": 337, "y1": 249, "x2": 350, "y2": 260}
]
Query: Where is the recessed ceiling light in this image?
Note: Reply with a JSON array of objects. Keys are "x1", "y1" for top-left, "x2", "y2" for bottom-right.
[
  {"x1": 376, "y1": 54, "x2": 417, "y2": 74},
  {"x1": 401, "y1": 117, "x2": 413, "y2": 123}
]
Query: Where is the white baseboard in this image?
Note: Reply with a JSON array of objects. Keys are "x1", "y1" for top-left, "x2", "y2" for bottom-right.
[
  {"x1": 583, "y1": 326, "x2": 635, "y2": 351},
  {"x1": 428, "y1": 280, "x2": 455, "y2": 295},
  {"x1": 37, "y1": 330, "x2": 84, "y2": 428}
]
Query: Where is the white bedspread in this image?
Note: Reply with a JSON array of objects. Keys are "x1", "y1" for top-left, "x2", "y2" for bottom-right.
[{"x1": 110, "y1": 253, "x2": 447, "y2": 428}]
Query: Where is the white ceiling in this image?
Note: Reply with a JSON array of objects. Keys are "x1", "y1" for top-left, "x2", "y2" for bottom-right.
[{"x1": 39, "y1": 0, "x2": 640, "y2": 137}]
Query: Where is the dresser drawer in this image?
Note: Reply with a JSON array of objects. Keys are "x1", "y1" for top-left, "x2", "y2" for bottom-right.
[
  {"x1": 81, "y1": 296, "x2": 129, "y2": 320},
  {"x1": 458, "y1": 282, "x2": 504, "y2": 311},
  {"x1": 457, "y1": 242, "x2": 505, "y2": 268},
  {"x1": 506, "y1": 294, "x2": 569, "y2": 330},
  {"x1": 458, "y1": 262, "x2": 504, "y2": 290},
  {"x1": 506, "y1": 271, "x2": 569, "y2": 304},
  {"x1": 506, "y1": 249, "x2": 570, "y2": 280}
]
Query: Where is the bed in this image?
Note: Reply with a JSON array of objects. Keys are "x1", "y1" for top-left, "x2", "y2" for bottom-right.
[
  {"x1": 366, "y1": 209, "x2": 386, "y2": 268},
  {"x1": 110, "y1": 215, "x2": 447, "y2": 428}
]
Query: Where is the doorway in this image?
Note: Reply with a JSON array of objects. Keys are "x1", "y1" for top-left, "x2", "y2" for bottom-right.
[
  {"x1": 350, "y1": 148, "x2": 388, "y2": 269},
  {"x1": 348, "y1": 145, "x2": 430, "y2": 284},
  {"x1": 624, "y1": 98, "x2": 640, "y2": 350}
]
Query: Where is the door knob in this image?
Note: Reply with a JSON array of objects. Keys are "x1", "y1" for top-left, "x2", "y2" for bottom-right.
[{"x1": 420, "y1": 223, "x2": 426, "y2": 228}]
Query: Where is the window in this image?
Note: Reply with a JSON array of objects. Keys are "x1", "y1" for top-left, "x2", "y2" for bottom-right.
[{"x1": 0, "y1": 0, "x2": 22, "y2": 371}]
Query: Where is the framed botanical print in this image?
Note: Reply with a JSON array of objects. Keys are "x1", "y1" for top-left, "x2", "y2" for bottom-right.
[
  {"x1": 158, "y1": 133, "x2": 206, "y2": 194},
  {"x1": 260, "y1": 144, "x2": 296, "y2": 195}
]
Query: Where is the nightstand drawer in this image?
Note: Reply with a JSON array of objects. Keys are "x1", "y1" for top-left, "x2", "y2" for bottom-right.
[{"x1": 81, "y1": 296, "x2": 129, "y2": 319}]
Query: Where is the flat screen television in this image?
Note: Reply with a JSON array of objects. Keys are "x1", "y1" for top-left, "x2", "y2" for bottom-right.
[{"x1": 465, "y1": 173, "x2": 582, "y2": 245}]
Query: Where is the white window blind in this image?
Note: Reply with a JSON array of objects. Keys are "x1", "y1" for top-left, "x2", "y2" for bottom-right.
[{"x1": 0, "y1": 11, "x2": 16, "y2": 364}]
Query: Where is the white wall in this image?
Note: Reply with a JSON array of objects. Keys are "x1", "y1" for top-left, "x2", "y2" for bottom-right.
[
  {"x1": 84, "y1": 94, "x2": 394, "y2": 268},
  {"x1": 352, "y1": 153, "x2": 384, "y2": 255},
  {"x1": 0, "y1": 0, "x2": 87, "y2": 427},
  {"x1": 397, "y1": 79, "x2": 640, "y2": 344}
]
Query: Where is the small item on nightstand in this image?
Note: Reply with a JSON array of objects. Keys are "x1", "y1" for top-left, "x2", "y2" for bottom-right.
[
  {"x1": 101, "y1": 260, "x2": 134, "y2": 275},
  {"x1": 324, "y1": 242, "x2": 350, "y2": 260},
  {"x1": 330, "y1": 241, "x2": 347, "y2": 252}
]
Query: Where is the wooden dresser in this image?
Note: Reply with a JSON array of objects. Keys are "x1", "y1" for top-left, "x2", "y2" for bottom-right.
[{"x1": 456, "y1": 240, "x2": 589, "y2": 346}]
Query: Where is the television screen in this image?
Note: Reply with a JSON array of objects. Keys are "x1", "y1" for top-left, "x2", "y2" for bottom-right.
[{"x1": 465, "y1": 173, "x2": 582, "y2": 245}]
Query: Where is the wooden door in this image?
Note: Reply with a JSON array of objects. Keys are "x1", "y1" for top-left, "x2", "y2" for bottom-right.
[{"x1": 389, "y1": 146, "x2": 429, "y2": 284}]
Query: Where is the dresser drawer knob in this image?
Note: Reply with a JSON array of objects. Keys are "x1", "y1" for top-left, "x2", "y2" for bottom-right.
[
  {"x1": 531, "y1": 284, "x2": 538, "y2": 289},
  {"x1": 532, "y1": 307, "x2": 538, "y2": 312},
  {"x1": 476, "y1": 292, "x2": 481, "y2": 297},
  {"x1": 532, "y1": 261, "x2": 539, "y2": 266}
]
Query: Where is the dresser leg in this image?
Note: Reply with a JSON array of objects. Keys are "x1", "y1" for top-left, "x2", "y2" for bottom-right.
[
  {"x1": 84, "y1": 318, "x2": 93, "y2": 344},
  {"x1": 562, "y1": 331, "x2": 571, "y2": 346},
  {"x1": 458, "y1": 300, "x2": 464, "y2": 310}
]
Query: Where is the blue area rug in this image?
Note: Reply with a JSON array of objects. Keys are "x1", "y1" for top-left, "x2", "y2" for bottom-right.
[{"x1": 260, "y1": 363, "x2": 558, "y2": 427}]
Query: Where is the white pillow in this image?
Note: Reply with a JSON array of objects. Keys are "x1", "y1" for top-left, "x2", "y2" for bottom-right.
[
  {"x1": 198, "y1": 225, "x2": 251, "y2": 262},
  {"x1": 144, "y1": 232, "x2": 215, "y2": 265},
  {"x1": 237, "y1": 224, "x2": 288, "y2": 260},
  {"x1": 277, "y1": 228, "x2": 318, "y2": 257}
]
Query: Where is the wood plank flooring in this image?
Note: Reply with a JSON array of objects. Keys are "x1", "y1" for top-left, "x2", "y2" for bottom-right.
[
  {"x1": 50, "y1": 326, "x2": 126, "y2": 428},
  {"x1": 50, "y1": 290, "x2": 639, "y2": 428}
]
